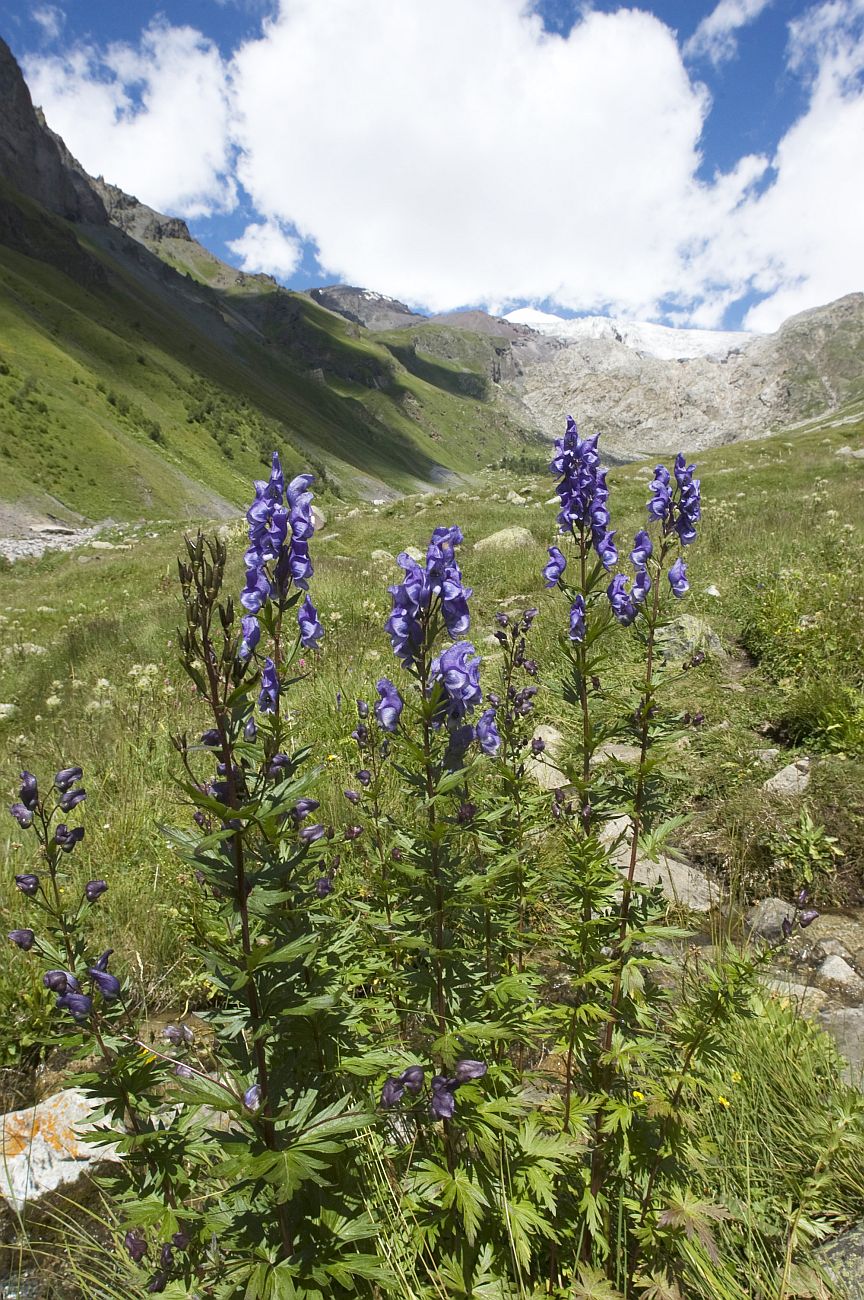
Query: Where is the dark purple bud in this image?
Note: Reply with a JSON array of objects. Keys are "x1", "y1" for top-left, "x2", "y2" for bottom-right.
[
  {"x1": 456, "y1": 802, "x2": 477, "y2": 825},
  {"x1": 531, "y1": 736, "x2": 545, "y2": 755},
  {"x1": 163, "y1": 1023, "x2": 194, "y2": 1046},
  {"x1": 9, "y1": 802, "x2": 33, "y2": 828},
  {"x1": 494, "y1": 629, "x2": 507, "y2": 645},
  {"x1": 430, "y1": 1076, "x2": 457, "y2": 1120},
  {"x1": 89, "y1": 968, "x2": 121, "y2": 1000},
  {"x1": 19, "y1": 771, "x2": 39, "y2": 810},
  {"x1": 390, "y1": 846, "x2": 403, "y2": 862},
  {"x1": 335, "y1": 691, "x2": 342, "y2": 712},
  {"x1": 357, "y1": 699, "x2": 369, "y2": 719},
  {"x1": 124, "y1": 1231, "x2": 147, "y2": 1263},
  {"x1": 93, "y1": 949, "x2": 114, "y2": 972},
  {"x1": 57, "y1": 992, "x2": 92, "y2": 1020},
  {"x1": 454, "y1": 1059, "x2": 488, "y2": 1084},
  {"x1": 523, "y1": 658, "x2": 538, "y2": 677},
  {"x1": 171, "y1": 1231, "x2": 190, "y2": 1251},
  {"x1": 357, "y1": 769, "x2": 372, "y2": 787},
  {"x1": 343, "y1": 789, "x2": 361, "y2": 805},
  {"x1": 159, "y1": 1243, "x2": 173, "y2": 1269},
  {"x1": 55, "y1": 766, "x2": 83, "y2": 792},
  {"x1": 351, "y1": 725, "x2": 369, "y2": 747},
  {"x1": 400, "y1": 1065, "x2": 425, "y2": 1094},
  {"x1": 800, "y1": 908, "x2": 820, "y2": 928},
  {"x1": 193, "y1": 811, "x2": 207, "y2": 830},
  {"x1": 8, "y1": 928, "x2": 34, "y2": 950},
  {"x1": 244, "y1": 716, "x2": 257, "y2": 742},
  {"x1": 797, "y1": 887, "x2": 809, "y2": 907},
  {"x1": 60, "y1": 787, "x2": 86, "y2": 812},
  {"x1": 315, "y1": 876, "x2": 333, "y2": 898},
  {"x1": 782, "y1": 917, "x2": 793, "y2": 940},
  {"x1": 380, "y1": 1077, "x2": 405, "y2": 1108},
  {"x1": 199, "y1": 730, "x2": 221, "y2": 748},
  {"x1": 44, "y1": 969, "x2": 78, "y2": 994},
  {"x1": 291, "y1": 797, "x2": 320, "y2": 822},
  {"x1": 85, "y1": 879, "x2": 108, "y2": 903},
  {"x1": 692, "y1": 712, "x2": 705, "y2": 727},
  {"x1": 344, "y1": 824, "x2": 363, "y2": 841},
  {"x1": 243, "y1": 1084, "x2": 262, "y2": 1112},
  {"x1": 146, "y1": 1273, "x2": 168, "y2": 1295},
  {"x1": 174, "y1": 1063, "x2": 194, "y2": 1078},
  {"x1": 299, "y1": 823, "x2": 326, "y2": 845},
  {"x1": 522, "y1": 607, "x2": 539, "y2": 629},
  {"x1": 487, "y1": 693, "x2": 500, "y2": 708},
  {"x1": 591, "y1": 675, "x2": 601, "y2": 691},
  {"x1": 266, "y1": 753, "x2": 292, "y2": 779},
  {"x1": 55, "y1": 824, "x2": 85, "y2": 853},
  {"x1": 15, "y1": 874, "x2": 39, "y2": 896},
  {"x1": 495, "y1": 612, "x2": 509, "y2": 628}
]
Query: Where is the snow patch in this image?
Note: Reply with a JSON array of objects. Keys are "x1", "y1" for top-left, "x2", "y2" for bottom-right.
[{"x1": 505, "y1": 308, "x2": 753, "y2": 361}]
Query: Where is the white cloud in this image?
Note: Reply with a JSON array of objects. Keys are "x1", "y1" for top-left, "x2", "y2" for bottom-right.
[
  {"x1": 31, "y1": 5, "x2": 65, "y2": 42},
  {"x1": 684, "y1": 0, "x2": 774, "y2": 66},
  {"x1": 22, "y1": 22, "x2": 235, "y2": 217},
  {"x1": 227, "y1": 219, "x2": 301, "y2": 277}
]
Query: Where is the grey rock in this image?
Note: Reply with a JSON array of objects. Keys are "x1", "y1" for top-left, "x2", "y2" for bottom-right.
[
  {"x1": 762, "y1": 758, "x2": 811, "y2": 797},
  {"x1": 0, "y1": 1088, "x2": 118, "y2": 1211},
  {"x1": 525, "y1": 725, "x2": 567, "y2": 790},
  {"x1": 311, "y1": 505, "x2": 327, "y2": 532},
  {"x1": 370, "y1": 549, "x2": 396, "y2": 567},
  {"x1": 627, "y1": 853, "x2": 716, "y2": 912},
  {"x1": 755, "y1": 748, "x2": 780, "y2": 765},
  {"x1": 655, "y1": 614, "x2": 726, "y2": 660},
  {"x1": 806, "y1": 914, "x2": 864, "y2": 975},
  {"x1": 403, "y1": 546, "x2": 423, "y2": 562},
  {"x1": 761, "y1": 972, "x2": 827, "y2": 1017},
  {"x1": 818, "y1": 955, "x2": 864, "y2": 991},
  {"x1": 596, "y1": 742, "x2": 642, "y2": 765},
  {"x1": 0, "y1": 703, "x2": 17, "y2": 720},
  {"x1": 820, "y1": 1008, "x2": 864, "y2": 1083},
  {"x1": 746, "y1": 897, "x2": 795, "y2": 942},
  {"x1": 818, "y1": 1221, "x2": 864, "y2": 1299},
  {"x1": 474, "y1": 526, "x2": 536, "y2": 553},
  {"x1": 506, "y1": 490, "x2": 527, "y2": 506}
]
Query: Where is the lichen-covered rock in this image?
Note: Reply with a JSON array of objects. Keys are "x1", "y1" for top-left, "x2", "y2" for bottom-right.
[
  {"x1": 473, "y1": 527, "x2": 536, "y2": 553},
  {"x1": 746, "y1": 897, "x2": 795, "y2": 942},
  {"x1": 655, "y1": 614, "x2": 726, "y2": 660},
  {"x1": 0, "y1": 1088, "x2": 117, "y2": 1211}
]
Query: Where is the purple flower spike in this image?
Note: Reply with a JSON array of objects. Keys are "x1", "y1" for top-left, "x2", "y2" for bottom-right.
[
  {"x1": 431, "y1": 641, "x2": 482, "y2": 729},
  {"x1": 242, "y1": 1083, "x2": 262, "y2": 1112},
  {"x1": 543, "y1": 546, "x2": 567, "y2": 587},
  {"x1": 9, "y1": 802, "x2": 33, "y2": 828},
  {"x1": 258, "y1": 658, "x2": 280, "y2": 714},
  {"x1": 454, "y1": 1059, "x2": 488, "y2": 1084},
  {"x1": 57, "y1": 991, "x2": 92, "y2": 1020},
  {"x1": 15, "y1": 874, "x2": 39, "y2": 896},
  {"x1": 85, "y1": 880, "x2": 108, "y2": 903},
  {"x1": 124, "y1": 1231, "x2": 147, "y2": 1263},
  {"x1": 89, "y1": 968, "x2": 121, "y2": 1000},
  {"x1": 375, "y1": 678, "x2": 403, "y2": 732},
  {"x1": 668, "y1": 557, "x2": 689, "y2": 599},
  {"x1": 8, "y1": 928, "x2": 35, "y2": 950}
]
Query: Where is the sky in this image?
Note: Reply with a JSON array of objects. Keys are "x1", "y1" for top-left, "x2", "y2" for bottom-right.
[{"x1": 0, "y1": 0, "x2": 862, "y2": 333}]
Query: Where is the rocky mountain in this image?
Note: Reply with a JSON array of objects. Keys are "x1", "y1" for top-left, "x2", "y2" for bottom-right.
[
  {"x1": 504, "y1": 306, "x2": 750, "y2": 361},
  {"x1": 309, "y1": 286, "x2": 425, "y2": 331}
]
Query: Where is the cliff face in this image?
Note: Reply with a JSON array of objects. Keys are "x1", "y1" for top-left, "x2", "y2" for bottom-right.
[{"x1": 0, "y1": 38, "x2": 105, "y2": 224}]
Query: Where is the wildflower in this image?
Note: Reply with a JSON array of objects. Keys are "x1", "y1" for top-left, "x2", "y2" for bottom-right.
[
  {"x1": 717, "y1": 1095, "x2": 730, "y2": 1108},
  {"x1": 385, "y1": 527, "x2": 471, "y2": 670},
  {"x1": 258, "y1": 658, "x2": 279, "y2": 714},
  {"x1": 673, "y1": 453, "x2": 701, "y2": 545},
  {"x1": 9, "y1": 802, "x2": 33, "y2": 828},
  {"x1": 54, "y1": 766, "x2": 83, "y2": 792},
  {"x1": 238, "y1": 614, "x2": 260, "y2": 662},
  {"x1": 401, "y1": 1065, "x2": 425, "y2": 1093},
  {"x1": 299, "y1": 823, "x2": 326, "y2": 844},
  {"x1": 475, "y1": 707, "x2": 501, "y2": 756},
  {"x1": 800, "y1": 908, "x2": 820, "y2": 928},
  {"x1": 93, "y1": 948, "x2": 113, "y2": 971},
  {"x1": 315, "y1": 876, "x2": 333, "y2": 897},
  {"x1": 431, "y1": 641, "x2": 482, "y2": 727},
  {"x1": 55, "y1": 824, "x2": 85, "y2": 853},
  {"x1": 453, "y1": 1059, "x2": 487, "y2": 1084},
  {"x1": 59, "y1": 787, "x2": 86, "y2": 812},
  {"x1": 298, "y1": 595, "x2": 324, "y2": 649},
  {"x1": 569, "y1": 594, "x2": 586, "y2": 642},
  {"x1": 124, "y1": 1231, "x2": 147, "y2": 1263},
  {"x1": 531, "y1": 736, "x2": 545, "y2": 755},
  {"x1": 85, "y1": 880, "x2": 108, "y2": 903},
  {"x1": 380, "y1": 1077, "x2": 405, "y2": 1107},
  {"x1": 782, "y1": 917, "x2": 793, "y2": 939},
  {"x1": 15, "y1": 873, "x2": 39, "y2": 895},
  {"x1": 344, "y1": 825, "x2": 363, "y2": 841},
  {"x1": 632, "y1": 1089, "x2": 645, "y2": 1102},
  {"x1": 607, "y1": 574, "x2": 637, "y2": 626},
  {"x1": 244, "y1": 716, "x2": 257, "y2": 742},
  {"x1": 57, "y1": 991, "x2": 92, "y2": 1020},
  {"x1": 375, "y1": 678, "x2": 404, "y2": 732},
  {"x1": 630, "y1": 530, "x2": 653, "y2": 569},
  {"x1": 171, "y1": 1231, "x2": 190, "y2": 1251},
  {"x1": 430, "y1": 1076, "x2": 458, "y2": 1120},
  {"x1": 18, "y1": 771, "x2": 39, "y2": 810},
  {"x1": 325, "y1": 752, "x2": 338, "y2": 762},
  {"x1": 89, "y1": 967, "x2": 121, "y2": 1000},
  {"x1": 668, "y1": 556, "x2": 689, "y2": 599},
  {"x1": 8, "y1": 929, "x2": 35, "y2": 950},
  {"x1": 357, "y1": 769, "x2": 372, "y2": 786},
  {"x1": 242, "y1": 1084, "x2": 262, "y2": 1112},
  {"x1": 44, "y1": 970, "x2": 78, "y2": 994},
  {"x1": 731, "y1": 1071, "x2": 742, "y2": 1085},
  {"x1": 543, "y1": 546, "x2": 567, "y2": 587},
  {"x1": 344, "y1": 789, "x2": 361, "y2": 804},
  {"x1": 291, "y1": 798, "x2": 320, "y2": 822},
  {"x1": 648, "y1": 465, "x2": 672, "y2": 523},
  {"x1": 146, "y1": 1271, "x2": 168, "y2": 1294},
  {"x1": 549, "y1": 417, "x2": 616, "y2": 566},
  {"x1": 163, "y1": 1023, "x2": 194, "y2": 1046}
]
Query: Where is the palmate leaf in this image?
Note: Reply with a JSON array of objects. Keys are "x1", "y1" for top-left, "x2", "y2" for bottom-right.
[
  {"x1": 568, "y1": 1265, "x2": 625, "y2": 1299},
  {"x1": 633, "y1": 1271, "x2": 684, "y2": 1300},
  {"x1": 657, "y1": 1190, "x2": 732, "y2": 1264}
]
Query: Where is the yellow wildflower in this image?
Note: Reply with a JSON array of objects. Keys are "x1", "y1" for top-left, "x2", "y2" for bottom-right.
[
  {"x1": 731, "y1": 1070, "x2": 742, "y2": 1085},
  {"x1": 717, "y1": 1095, "x2": 730, "y2": 1108},
  {"x1": 632, "y1": 1090, "x2": 645, "y2": 1102}
]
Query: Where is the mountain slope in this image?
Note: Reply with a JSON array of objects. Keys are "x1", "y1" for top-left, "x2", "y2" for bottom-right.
[{"x1": 0, "y1": 39, "x2": 535, "y2": 524}]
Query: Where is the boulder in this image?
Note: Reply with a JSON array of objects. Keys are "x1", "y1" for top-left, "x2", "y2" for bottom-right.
[
  {"x1": 370, "y1": 549, "x2": 396, "y2": 568},
  {"x1": 818, "y1": 1221, "x2": 864, "y2": 1299},
  {"x1": 655, "y1": 614, "x2": 726, "y2": 660},
  {"x1": 473, "y1": 527, "x2": 535, "y2": 553},
  {"x1": 311, "y1": 505, "x2": 327, "y2": 532},
  {"x1": 0, "y1": 1088, "x2": 117, "y2": 1211},
  {"x1": 0, "y1": 703, "x2": 17, "y2": 721},
  {"x1": 760, "y1": 972, "x2": 827, "y2": 1017},
  {"x1": 403, "y1": 546, "x2": 423, "y2": 563},
  {"x1": 506, "y1": 490, "x2": 527, "y2": 506},
  {"x1": 762, "y1": 758, "x2": 811, "y2": 797},
  {"x1": 820, "y1": 1008, "x2": 864, "y2": 1083},
  {"x1": 746, "y1": 897, "x2": 795, "y2": 942},
  {"x1": 596, "y1": 742, "x2": 642, "y2": 765},
  {"x1": 627, "y1": 852, "x2": 716, "y2": 912},
  {"x1": 806, "y1": 913, "x2": 864, "y2": 975},
  {"x1": 818, "y1": 955, "x2": 864, "y2": 992}
]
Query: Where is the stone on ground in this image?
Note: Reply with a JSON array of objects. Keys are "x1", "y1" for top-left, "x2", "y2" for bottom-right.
[
  {"x1": 0, "y1": 1088, "x2": 117, "y2": 1211},
  {"x1": 762, "y1": 758, "x2": 811, "y2": 797},
  {"x1": 525, "y1": 725, "x2": 567, "y2": 790},
  {"x1": 746, "y1": 897, "x2": 795, "y2": 942},
  {"x1": 596, "y1": 742, "x2": 642, "y2": 765},
  {"x1": 655, "y1": 614, "x2": 726, "y2": 660},
  {"x1": 473, "y1": 526, "x2": 535, "y2": 553},
  {"x1": 506, "y1": 490, "x2": 527, "y2": 506}
]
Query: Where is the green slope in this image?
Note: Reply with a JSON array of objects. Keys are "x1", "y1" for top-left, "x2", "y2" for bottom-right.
[{"x1": 0, "y1": 180, "x2": 533, "y2": 521}]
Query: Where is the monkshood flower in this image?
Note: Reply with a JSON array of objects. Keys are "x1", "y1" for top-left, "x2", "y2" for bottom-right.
[
  {"x1": 549, "y1": 417, "x2": 617, "y2": 568},
  {"x1": 297, "y1": 595, "x2": 324, "y2": 649},
  {"x1": 243, "y1": 1083, "x2": 262, "y2": 1112},
  {"x1": 92, "y1": 948, "x2": 113, "y2": 972},
  {"x1": 607, "y1": 574, "x2": 638, "y2": 626},
  {"x1": 630, "y1": 530, "x2": 653, "y2": 570},
  {"x1": 19, "y1": 772, "x2": 39, "y2": 810},
  {"x1": 44, "y1": 970, "x2": 78, "y2": 994},
  {"x1": 9, "y1": 802, "x2": 33, "y2": 828},
  {"x1": 57, "y1": 991, "x2": 92, "y2": 1021},
  {"x1": 290, "y1": 798, "x2": 320, "y2": 822},
  {"x1": 431, "y1": 641, "x2": 482, "y2": 728},
  {"x1": 8, "y1": 928, "x2": 35, "y2": 950},
  {"x1": 668, "y1": 557, "x2": 689, "y2": 599},
  {"x1": 453, "y1": 1059, "x2": 488, "y2": 1084},
  {"x1": 299, "y1": 823, "x2": 326, "y2": 845},
  {"x1": 375, "y1": 678, "x2": 403, "y2": 732},
  {"x1": 380, "y1": 1065, "x2": 426, "y2": 1108},
  {"x1": 476, "y1": 707, "x2": 501, "y2": 756},
  {"x1": 55, "y1": 824, "x2": 84, "y2": 853},
  {"x1": 85, "y1": 880, "x2": 108, "y2": 902},
  {"x1": 543, "y1": 546, "x2": 567, "y2": 587},
  {"x1": 54, "y1": 766, "x2": 83, "y2": 793},
  {"x1": 258, "y1": 657, "x2": 279, "y2": 713},
  {"x1": 163, "y1": 1023, "x2": 194, "y2": 1046},
  {"x1": 59, "y1": 787, "x2": 86, "y2": 813},
  {"x1": 238, "y1": 614, "x2": 261, "y2": 663},
  {"x1": 430, "y1": 1076, "x2": 458, "y2": 1120},
  {"x1": 315, "y1": 876, "x2": 333, "y2": 898},
  {"x1": 648, "y1": 465, "x2": 672, "y2": 523},
  {"x1": 800, "y1": 908, "x2": 820, "y2": 928},
  {"x1": 15, "y1": 874, "x2": 39, "y2": 896},
  {"x1": 632, "y1": 569, "x2": 651, "y2": 605},
  {"x1": 124, "y1": 1232, "x2": 147, "y2": 1264},
  {"x1": 569, "y1": 594, "x2": 586, "y2": 642},
  {"x1": 674, "y1": 453, "x2": 701, "y2": 545},
  {"x1": 386, "y1": 528, "x2": 471, "y2": 670},
  {"x1": 89, "y1": 967, "x2": 121, "y2": 1000}
]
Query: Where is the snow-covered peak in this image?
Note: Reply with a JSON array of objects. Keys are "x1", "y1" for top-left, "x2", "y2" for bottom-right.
[{"x1": 504, "y1": 307, "x2": 752, "y2": 361}]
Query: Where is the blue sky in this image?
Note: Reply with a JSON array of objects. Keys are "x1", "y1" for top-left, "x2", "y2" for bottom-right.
[{"x1": 1, "y1": 0, "x2": 862, "y2": 332}]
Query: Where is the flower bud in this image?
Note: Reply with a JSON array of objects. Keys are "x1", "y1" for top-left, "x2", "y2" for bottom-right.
[
  {"x1": 243, "y1": 1083, "x2": 262, "y2": 1112},
  {"x1": 299, "y1": 823, "x2": 326, "y2": 844},
  {"x1": 85, "y1": 879, "x2": 108, "y2": 903},
  {"x1": 60, "y1": 787, "x2": 86, "y2": 812},
  {"x1": 344, "y1": 824, "x2": 363, "y2": 841},
  {"x1": 57, "y1": 991, "x2": 92, "y2": 1020},
  {"x1": 19, "y1": 771, "x2": 39, "y2": 810},
  {"x1": 124, "y1": 1230, "x2": 147, "y2": 1263},
  {"x1": 454, "y1": 1059, "x2": 488, "y2": 1084},
  {"x1": 15, "y1": 874, "x2": 39, "y2": 896},
  {"x1": 10, "y1": 802, "x2": 33, "y2": 828},
  {"x1": 55, "y1": 824, "x2": 85, "y2": 853},
  {"x1": 89, "y1": 968, "x2": 121, "y2": 1000},
  {"x1": 8, "y1": 928, "x2": 34, "y2": 950},
  {"x1": 54, "y1": 766, "x2": 83, "y2": 793}
]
